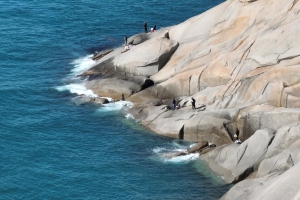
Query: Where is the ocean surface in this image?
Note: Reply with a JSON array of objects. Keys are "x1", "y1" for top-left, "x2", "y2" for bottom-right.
[{"x1": 0, "y1": 0, "x2": 231, "y2": 199}]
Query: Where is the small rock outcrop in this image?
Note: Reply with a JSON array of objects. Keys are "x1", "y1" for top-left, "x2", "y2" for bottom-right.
[
  {"x1": 187, "y1": 141, "x2": 208, "y2": 153},
  {"x1": 71, "y1": 95, "x2": 109, "y2": 105}
]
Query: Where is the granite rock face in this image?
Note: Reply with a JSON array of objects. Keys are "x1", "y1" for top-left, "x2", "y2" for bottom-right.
[
  {"x1": 124, "y1": 0, "x2": 300, "y2": 145},
  {"x1": 82, "y1": 0, "x2": 300, "y2": 198},
  {"x1": 187, "y1": 141, "x2": 208, "y2": 153},
  {"x1": 256, "y1": 123, "x2": 300, "y2": 177},
  {"x1": 202, "y1": 128, "x2": 276, "y2": 183},
  {"x1": 210, "y1": 123, "x2": 300, "y2": 199},
  {"x1": 84, "y1": 0, "x2": 300, "y2": 145},
  {"x1": 221, "y1": 163, "x2": 300, "y2": 200},
  {"x1": 114, "y1": 32, "x2": 179, "y2": 77}
]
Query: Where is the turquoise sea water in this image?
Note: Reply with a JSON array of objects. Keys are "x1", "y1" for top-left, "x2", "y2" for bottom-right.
[{"x1": 0, "y1": 0, "x2": 231, "y2": 199}]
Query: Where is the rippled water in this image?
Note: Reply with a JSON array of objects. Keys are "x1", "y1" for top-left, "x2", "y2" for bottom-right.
[{"x1": 0, "y1": 0, "x2": 231, "y2": 199}]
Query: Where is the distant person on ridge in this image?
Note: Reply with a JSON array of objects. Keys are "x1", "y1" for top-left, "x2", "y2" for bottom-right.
[
  {"x1": 144, "y1": 22, "x2": 147, "y2": 33},
  {"x1": 191, "y1": 97, "x2": 196, "y2": 110},
  {"x1": 172, "y1": 98, "x2": 176, "y2": 111},
  {"x1": 124, "y1": 35, "x2": 128, "y2": 45}
]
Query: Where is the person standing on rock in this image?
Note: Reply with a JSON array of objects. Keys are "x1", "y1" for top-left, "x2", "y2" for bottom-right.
[
  {"x1": 172, "y1": 98, "x2": 176, "y2": 111},
  {"x1": 144, "y1": 22, "x2": 147, "y2": 33},
  {"x1": 124, "y1": 35, "x2": 128, "y2": 45},
  {"x1": 121, "y1": 93, "x2": 125, "y2": 101},
  {"x1": 234, "y1": 129, "x2": 242, "y2": 144},
  {"x1": 191, "y1": 97, "x2": 196, "y2": 110}
]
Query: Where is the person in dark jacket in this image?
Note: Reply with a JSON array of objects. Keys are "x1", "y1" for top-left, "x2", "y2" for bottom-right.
[
  {"x1": 124, "y1": 35, "x2": 127, "y2": 45},
  {"x1": 172, "y1": 98, "x2": 176, "y2": 111},
  {"x1": 191, "y1": 97, "x2": 196, "y2": 110},
  {"x1": 144, "y1": 22, "x2": 147, "y2": 33}
]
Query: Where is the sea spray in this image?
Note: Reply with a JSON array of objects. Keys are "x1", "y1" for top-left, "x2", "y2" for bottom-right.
[
  {"x1": 57, "y1": 54, "x2": 135, "y2": 112},
  {"x1": 166, "y1": 153, "x2": 199, "y2": 163},
  {"x1": 56, "y1": 83, "x2": 97, "y2": 97},
  {"x1": 70, "y1": 55, "x2": 95, "y2": 75},
  {"x1": 151, "y1": 141, "x2": 199, "y2": 164},
  {"x1": 125, "y1": 113, "x2": 134, "y2": 119},
  {"x1": 57, "y1": 54, "x2": 96, "y2": 96},
  {"x1": 96, "y1": 101, "x2": 133, "y2": 112}
]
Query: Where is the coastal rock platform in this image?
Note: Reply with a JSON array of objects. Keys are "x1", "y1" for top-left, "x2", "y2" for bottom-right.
[{"x1": 82, "y1": 0, "x2": 300, "y2": 198}]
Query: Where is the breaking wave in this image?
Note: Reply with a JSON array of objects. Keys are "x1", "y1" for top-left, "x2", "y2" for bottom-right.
[
  {"x1": 70, "y1": 55, "x2": 95, "y2": 75},
  {"x1": 56, "y1": 83, "x2": 97, "y2": 97},
  {"x1": 151, "y1": 141, "x2": 199, "y2": 164},
  {"x1": 96, "y1": 101, "x2": 133, "y2": 112}
]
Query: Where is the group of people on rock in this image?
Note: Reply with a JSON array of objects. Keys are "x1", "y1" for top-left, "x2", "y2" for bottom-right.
[
  {"x1": 122, "y1": 22, "x2": 157, "y2": 53},
  {"x1": 144, "y1": 22, "x2": 156, "y2": 33},
  {"x1": 122, "y1": 36, "x2": 137, "y2": 53},
  {"x1": 171, "y1": 97, "x2": 243, "y2": 145},
  {"x1": 171, "y1": 97, "x2": 197, "y2": 111}
]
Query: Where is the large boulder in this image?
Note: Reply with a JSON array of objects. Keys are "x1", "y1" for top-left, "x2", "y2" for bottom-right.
[
  {"x1": 114, "y1": 31, "x2": 179, "y2": 77},
  {"x1": 265, "y1": 122, "x2": 300, "y2": 158},
  {"x1": 184, "y1": 114, "x2": 233, "y2": 145},
  {"x1": 85, "y1": 77, "x2": 142, "y2": 100},
  {"x1": 221, "y1": 163, "x2": 300, "y2": 200},
  {"x1": 84, "y1": 74, "x2": 153, "y2": 100},
  {"x1": 126, "y1": 33, "x2": 149, "y2": 45},
  {"x1": 255, "y1": 123, "x2": 300, "y2": 177},
  {"x1": 202, "y1": 128, "x2": 276, "y2": 183},
  {"x1": 126, "y1": 28, "x2": 170, "y2": 45},
  {"x1": 234, "y1": 106, "x2": 300, "y2": 141},
  {"x1": 132, "y1": 107, "x2": 238, "y2": 144},
  {"x1": 183, "y1": 109, "x2": 238, "y2": 145},
  {"x1": 256, "y1": 150, "x2": 293, "y2": 178},
  {"x1": 143, "y1": 108, "x2": 194, "y2": 139}
]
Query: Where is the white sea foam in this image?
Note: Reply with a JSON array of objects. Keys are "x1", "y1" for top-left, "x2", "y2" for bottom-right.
[
  {"x1": 97, "y1": 101, "x2": 133, "y2": 112},
  {"x1": 125, "y1": 113, "x2": 134, "y2": 119},
  {"x1": 56, "y1": 55, "x2": 97, "y2": 96},
  {"x1": 56, "y1": 83, "x2": 97, "y2": 97},
  {"x1": 117, "y1": 101, "x2": 133, "y2": 108},
  {"x1": 70, "y1": 55, "x2": 95, "y2": 75},
  {"x1": 152, "y1": 142, "x2": 199, "y2": 164},
  {"x1": 166, "y1": 153, "x2": 199, "y2": 163},
  {"x1": 57, "y1": 55, "x2": 136, "y2": 113},
  {"x1": 152, "y1": 147, "x2": 168, "y2": 154}
]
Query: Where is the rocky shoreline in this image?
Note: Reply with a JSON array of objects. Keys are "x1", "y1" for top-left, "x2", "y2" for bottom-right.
[{"x1": 80, "y1": 0, "x2": 300, "y2": 199}]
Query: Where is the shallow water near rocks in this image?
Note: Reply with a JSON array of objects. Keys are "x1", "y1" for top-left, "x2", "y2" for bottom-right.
[{"x1": 1, "y1": 0, "x2": 231, "y2": 199}]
